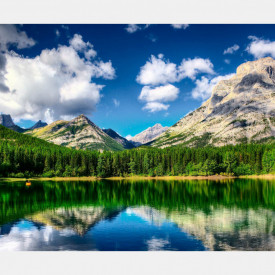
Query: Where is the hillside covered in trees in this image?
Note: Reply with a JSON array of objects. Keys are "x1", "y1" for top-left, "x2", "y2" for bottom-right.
[{"x1": 0, "y1": 125, "x2": 274, "y2": 178}]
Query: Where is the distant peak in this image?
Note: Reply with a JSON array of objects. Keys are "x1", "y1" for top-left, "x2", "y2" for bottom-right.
[
  {"x1": 153, "y1": 123, "x2": 163, "y2": 128},
  {"x1": 30, "y1": 120, "x2": 48, "y2": 130}
]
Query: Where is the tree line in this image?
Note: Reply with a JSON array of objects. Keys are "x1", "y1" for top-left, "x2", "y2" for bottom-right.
[{"x1": 0, "y1": 125, "x2": 274, "y2": 177}]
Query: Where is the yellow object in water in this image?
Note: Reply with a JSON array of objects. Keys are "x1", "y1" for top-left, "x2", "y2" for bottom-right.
[{"x1": 26, "y1": 181, "x2": 31, "y2": 186}]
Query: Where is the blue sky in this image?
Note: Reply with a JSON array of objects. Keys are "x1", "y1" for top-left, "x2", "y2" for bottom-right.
[{"x1": 1, "y1": 24, "x2": 275, "y2": 138}]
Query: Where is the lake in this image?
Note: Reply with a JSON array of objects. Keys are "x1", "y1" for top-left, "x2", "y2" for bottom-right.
[{"x1": 0, "y1": 178, "x2": 274, "y2": 251}]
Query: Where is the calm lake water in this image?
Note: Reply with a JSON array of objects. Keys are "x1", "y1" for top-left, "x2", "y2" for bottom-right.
[{"x1": 0, "y1": 178, "x2": 274, "y2": 251}]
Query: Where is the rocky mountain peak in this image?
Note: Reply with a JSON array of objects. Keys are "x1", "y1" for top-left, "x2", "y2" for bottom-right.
[
  {"x1": 26, "y1": 115, "x2": 124, "y2": 151},
  {"x1": 236, "y1": 57, "x2": 275, "y2": 79},
  {"x1": 152, "y1": 57, "x2": 275, "y2": 148},
  {"x1": 130, "y1": 123, "x2": 169, "y2": 145}
]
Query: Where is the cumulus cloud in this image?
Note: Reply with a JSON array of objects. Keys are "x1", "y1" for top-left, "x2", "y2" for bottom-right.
[
  {"x1": 178, "y1": 58, "x2": 215, "y2": 80},
  {"x1": 137, "y1": 55, "x2": 214, "y2": 86},
  {"x1": 138, "y1": 84, "x2": 179, "y2": 113},
  {"x1": 69, "y1": 34, "x2": 97, "y2": 59},
  {"x1": 0, "y1": 25, "x2": 36, "y2": 94},
  {"x1": 0, "y1": 34, "x2": 115, "y2": 122},
  {"x1": 142, "y1": 102, "x2": 169, "y2": 112},
  {"x1": 171, "y1": 24, "x2": 189, "y2": 30},
  {"x1": 137, "y1": 54, "x2": 178, "y2": 85},
  {"x1": 139, "y1": 84, "x2": 179, "y2": 103},
  {"x1": 192, "y1": 74, "x2": 235, "y2": 100},
  {"x1": 137, "y1": 54, "x2": 215, "y2": 112},
  {"x1": 223, "y1": 44, "x2": 240, "y2": 54},
  {"x1": 246, "y1": 36, "x2": 275, "y2": 59},
  {"x1": 224, "y1": 59, "x2": 231, "y2": 64},
  {"x1": 0, "y1": 25, "x2": 36, "y2": 50}
]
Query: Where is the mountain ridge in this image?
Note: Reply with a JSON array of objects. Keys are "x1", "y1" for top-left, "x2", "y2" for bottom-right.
[
  {"x1": 25, "y1": 114, "x2": 124, "y2": 151},
  {"x1": 102, "y1": 128, "x2": 135, "y2": 149},
  {"x1": 151, "y1": 57, "x2": 275, "y2": 148}
]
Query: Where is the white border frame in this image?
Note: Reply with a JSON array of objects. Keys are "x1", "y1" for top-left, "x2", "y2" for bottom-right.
[{"x1": 1, "y1": 1, "x2": 275, "y2": 274}]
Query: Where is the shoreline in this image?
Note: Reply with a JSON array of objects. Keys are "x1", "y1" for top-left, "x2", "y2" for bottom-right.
[{"x1": 0, "y1": 174, "x2": 274, "y2": 182}]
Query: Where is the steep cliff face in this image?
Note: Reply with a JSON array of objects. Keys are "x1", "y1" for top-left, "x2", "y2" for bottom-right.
[
  {"x1": 0, "y1": 114, "x2": 24, "y2": 133},
  {"x1": 129, "y1": 123, "x2": 169, "y2": 145},
  {"x1": 25, "y1": 114, "x2": 124, "y2": 151},
  {"x1": 152, "y1": 57, "x2": 275, "y2": 148}
]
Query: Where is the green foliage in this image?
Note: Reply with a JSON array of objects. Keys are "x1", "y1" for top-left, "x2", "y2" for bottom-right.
[{"x1": 0, "y1": 125, "x2": 274, "y2": 177}]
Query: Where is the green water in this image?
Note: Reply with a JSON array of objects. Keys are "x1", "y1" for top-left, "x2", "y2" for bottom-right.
[{"x1": 0, "y1": 178, "x2": 274, "y2": 251}]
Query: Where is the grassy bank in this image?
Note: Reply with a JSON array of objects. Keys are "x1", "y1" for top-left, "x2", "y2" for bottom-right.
[{"x1": 1, "y1": 174, "x2": 275, "y2": 182}]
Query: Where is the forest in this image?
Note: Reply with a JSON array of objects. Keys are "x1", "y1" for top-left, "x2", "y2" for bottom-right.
[{"x1": 0, "y1": 125, "x2": 274, "y2": 178}]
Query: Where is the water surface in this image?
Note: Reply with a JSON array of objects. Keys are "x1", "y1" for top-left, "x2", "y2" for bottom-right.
[{"x1": 0, "y1": 178, "x2": 274, "y2": 251}]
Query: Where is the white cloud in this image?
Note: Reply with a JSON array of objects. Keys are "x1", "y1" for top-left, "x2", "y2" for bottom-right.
[
  {"x1": 125, "y1": 24, "x2": 150, "y2": 33},
  {"x1": 192, "y1": 74, "x2": 235, "y2": 100},
  {"x1": 137, "y1": 55, "x2": 215, "y2": 112},
  {"x1": 246, "y1": 36, "x2": 275, "y2": 59},
  {"x1": 224, "y1": 59, "x2": 231, "y2": 64},
  {"x1": 0, "y1": 25, "x2": 36, "y2": 50},
  {"x1": 142, "y1": 102, "x2": 169, "y2": 113},
  {"x1": 69, "y1": 34, "x2": 87, "y2": 51},
  {"x1": 69, "y1": 34, "x2": 97, "y2": 59},
  {"x1": 137, "y1": 55, "x2": 215, "y2": 86},
  {"x1": 0, "y1": 35, "x2": 116, "y2": 123},
  {"x1": 139, "y1": 84, "x2": 179, "y2": 103},
  {"x1": 113, "y1": 98, "x2": 120, "y2": 107},
  {"x1": 125, "y1": 24, "x2": 141, "y2": 33},
  {"x1": 138, "y1": 84, "x2": 178, "y2": 113},
  {"x1": 223, "y1": 44, "x2": 240, "y2": 54},
  {"x1": 0, "y1": 25, "x2": 36, "y2": 93},
  {"x1": 136, "y1": 55, "x2": 178, "y2": 85},
  {"x1": 178, "y1": 58, "x2": 215, "y2": 80},
  {"x1": 171, "y1": 24, "x2": 189, "y2": 30}
]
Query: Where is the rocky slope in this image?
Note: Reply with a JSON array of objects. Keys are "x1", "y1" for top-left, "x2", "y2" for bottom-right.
[
  {"x1": 129, "y1": 123, "x2": 168, "y2": 145},
  {"x1": 25, "y1": 114, "x2": 124, "y2": 151},
  {"x1": 0, "y1": 114, "x2": 24, "y2": 133},
  {"x1": 103, "y1": 128, "x2": 135, "y2": 149},
  {"x1": 152, "y1": 57, "x2": 275, "y2": 148}
]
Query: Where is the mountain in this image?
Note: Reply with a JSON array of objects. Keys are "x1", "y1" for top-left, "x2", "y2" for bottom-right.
[
  {"x1": 103, "y1": 128, "x2": 135, "y2": 149},
  {"x1": 129, "y1": 123, "x2": 169, "y2": 145},
  {"x1": 29, "y1": 120, "x2": 48, "y2": 130},
  {"x1": 28, "y1": 206, "x2": 124, "y2": 236},
  {"x1": 151, "y1": 57, "x2": 275, "y2": 148},
  {"x1": 25, "y1": 114, "x2": 124, "y2": 151},
  {"x1": 0, "y1": 114, "x2": 25, "y2": 133}
]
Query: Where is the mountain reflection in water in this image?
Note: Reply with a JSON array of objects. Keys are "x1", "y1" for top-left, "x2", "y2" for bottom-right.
[{"x1": 0, "y1": 178, "x2": 274, "y2": 251}]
